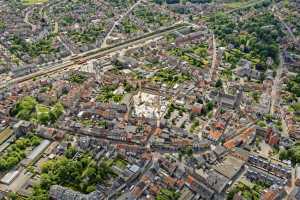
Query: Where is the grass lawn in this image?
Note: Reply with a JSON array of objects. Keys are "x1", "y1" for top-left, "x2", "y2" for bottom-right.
[
  {"x1": 103, "y1": 158, "x2": 114, "y2": 166},
  {"x1": 12, "y1": 96, "x2": 64, "y2": 125},
  {"x1": 104, "y1": 157, "x2": 128, "y2": 170},
  {"x1": 22, "y1": 0, "x2": 48, "y2": 5},
  {"x1": 114, "y1": 158, "x2": 128, "y2": 170},
  {"x1": 36, "y1": 104, "x2": 50, "y2": 115}
]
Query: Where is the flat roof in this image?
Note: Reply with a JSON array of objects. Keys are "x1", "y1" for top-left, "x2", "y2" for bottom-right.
[
  {"x1": 214, "y1": 156, "x2": 245, "y2": 179},
  {"x1": 207, "y1": 170, "x2": 230, "y2": 193},
  {"x1": 297, "y1": 166, "x2": 300, "y2": 178},
  {"x1": 27, "y1": 140, "x2": 50, "y2": 160},
  {"x1": 129, "y1": 164, "x2": 140, "y2": 173},
  {"x1": 179, "y1": 187, "x2": 194, "y2": 200},
  {"x1": 0, "y1": 170, "x2": 20, "y2": 185}
]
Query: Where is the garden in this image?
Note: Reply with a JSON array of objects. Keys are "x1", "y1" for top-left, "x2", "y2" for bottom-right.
[
  {"x1": 152, "y1": 69, "x2": 191, "y2": 87},
  {"x1": 10, "y1": 96, "x2": 64, "y2": 125},
  {"x1": 169, "y1": 43, "x2": 210, "y2": 68},
  {"x1": 156, "y1": 188, "x2": 180, "y2": 200},
  {"x1": 0, "y1": 134, "x2": 42, "y2": 172},
  {"x1": 30, "y1": 151, "x2": 117, "y2": 199},
  {"x1": 208, "y1": 11, "x2": 284, "y2": 73},
  {"x1": 68, "y1": 73, "x2": 88, "y2": 84},
  {"x1": 67, "y1": 24, "x2": 105, "y2": 45},
  {"x1": 279, "y1": 143, "x2": 300, "y2": 166},
  {"x1": 76, "y1": 118, "x2": 109, "y2": 129},
  {"x1": 134, "y1": 5, "x2": 173, "y2": 26},
  {"x1": 96, "y1": 85, "x2": 123, "y2": 103},
  {"x1": 285, "y1": 73, "x2": 300, "y2": 97},
  {"x1": 9, "y1": 34, "x2": 58, "y2": 58},
  {"x1": 121, "y1": 19, "x2": 139, "y2": 34},
  {"x1": 227, "y1": 182, "x2": 267, "y2": 200}
]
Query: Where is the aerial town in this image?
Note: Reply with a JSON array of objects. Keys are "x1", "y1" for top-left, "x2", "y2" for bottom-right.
[{"x1": 0, "y1": 0, "x2": 299, "y2": 200}]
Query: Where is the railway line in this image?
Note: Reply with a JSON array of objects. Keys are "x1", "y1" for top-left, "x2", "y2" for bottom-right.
[{"x1": 1, "y1": 23, "x2": 187, "y2": 90}]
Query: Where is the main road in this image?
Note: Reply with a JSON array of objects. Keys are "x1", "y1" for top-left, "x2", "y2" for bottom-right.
[{"x1": 0, "y1": 22, "x2": 188, "y2": 90}]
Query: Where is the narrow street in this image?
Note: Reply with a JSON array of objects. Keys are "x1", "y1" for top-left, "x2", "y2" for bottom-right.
[
  {"x1": 271, "y1": 3, "x2": 297, "y2": 43},
  {"x1": 274, "y1": 11, "x2": 297, "y2": 43},
  {"x1": 281, "y1": 111, "x2": 289, "y2": 138},
  {"x1": 24, "y1": 8, "x2": 37, "y2": 32},
  {"x1": 270, "y1": 53, "x2": 283, "y2": 115},
  {"x1": 209, "y1": 33, "x2": 217, "y2": 81},
  {"x1": 57, "y1": 35, "x2": 75, "y2": 55}
]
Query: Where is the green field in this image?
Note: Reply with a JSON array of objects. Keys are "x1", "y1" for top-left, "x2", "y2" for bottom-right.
[{"x1": 22, "y1": 0, "x2": 48, "y2": 5}]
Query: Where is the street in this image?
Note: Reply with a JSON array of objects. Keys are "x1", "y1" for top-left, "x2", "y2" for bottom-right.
[
  {"x1": 101, "y1": 0, "x2": 142, "y2": 48},
  {"x1": 270, "y1": 53, "x2": 283, "y2": 115}
]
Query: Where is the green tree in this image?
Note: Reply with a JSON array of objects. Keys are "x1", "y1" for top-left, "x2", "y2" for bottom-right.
[
  {"x1": 64, "y1": 147, "x2": 77, "y2": 159},
  {"x1": 215, "y1": 79, "x2": 223, "y2": 88},
  {"x1": 0, "y1": 159, "x2": 7, "y2": 170},
  {"x1": 279, "y1": 144, "x2": 300, "y2": 166},
  {"x1": 252, "y1": 92, "x2": 260, "y2": 103},
  {"x1": 51, "y1": 102, "x2": 64, "y2": 119},
  {"x1": 156, "y1": 189, "x2": 180, "y2": 200},
  {"x1": 7, "y1": 192, "x2": 17, "y2": 200},
  {"x1": 86, "y1": 185, "x2": 96, "y2": 193},
  {"x1": 206, "y1": 101, "x2": 214, "y2": 112}
]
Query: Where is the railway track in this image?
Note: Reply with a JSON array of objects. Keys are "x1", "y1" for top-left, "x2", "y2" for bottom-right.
[{"x1": 1, "y1": 23, "x2": 188, "y2": 90}]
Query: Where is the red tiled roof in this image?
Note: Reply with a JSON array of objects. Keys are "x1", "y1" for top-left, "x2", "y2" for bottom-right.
[
  {"x1": 224, "y1": 139, "x2": 236, "y2": 149},
  {"x1": 209, "y1": 130, "x2": 222, "y2": 140}
]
